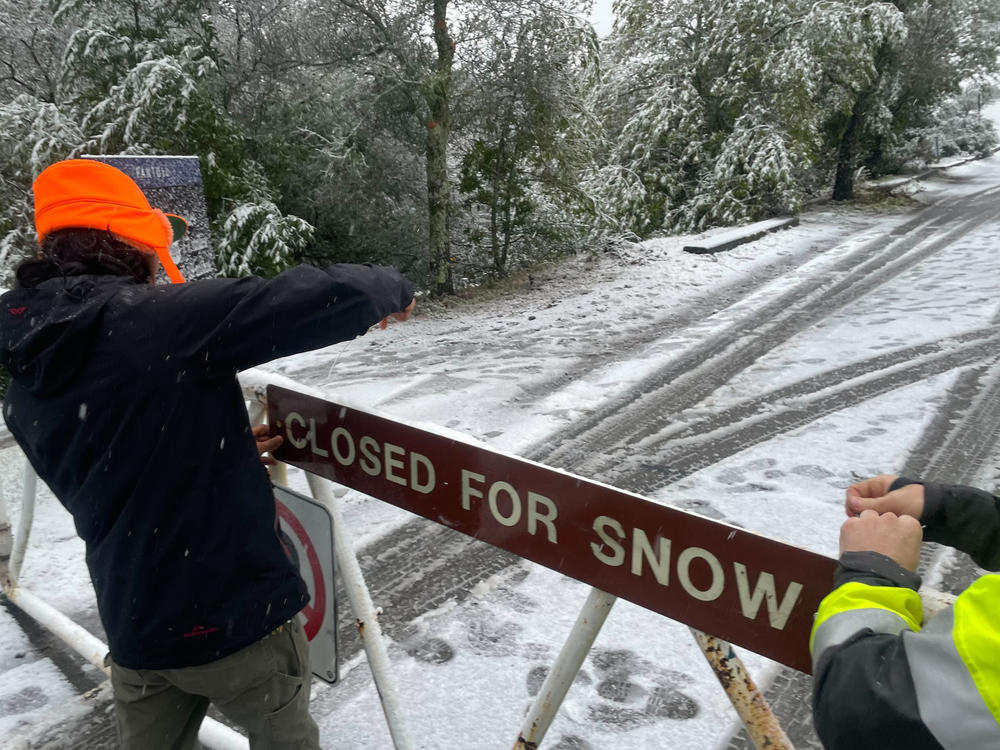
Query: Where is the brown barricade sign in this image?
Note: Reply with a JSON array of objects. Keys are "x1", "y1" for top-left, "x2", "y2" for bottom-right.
[{"x1": 268, "y1": 386, "x2": 837, "y2": 673}]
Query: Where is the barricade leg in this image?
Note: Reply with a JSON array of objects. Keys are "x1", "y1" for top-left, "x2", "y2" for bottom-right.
[
  {"x1": 0, "y1": 476, "x2": 12, "y2": 590},
  {"x1": 305, "y1": 473, "x2": 416, "y2": 750},
  {"x1": 248, "y1": 403, "x2": 287, "y2": 485},
  {"x1": 513, "y1": 587, "x2": 617, "y2": 749},
  {"x1": 10, "y1": 458, "x2": 36, "y2": 585},
  {"x1": 693, "y1": 630, "x2": 794, "y2": 750}
]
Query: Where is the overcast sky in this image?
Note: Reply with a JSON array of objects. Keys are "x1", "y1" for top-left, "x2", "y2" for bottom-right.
[{"x1": 590, "y1": 0, "x2": 615, "y2": 37}]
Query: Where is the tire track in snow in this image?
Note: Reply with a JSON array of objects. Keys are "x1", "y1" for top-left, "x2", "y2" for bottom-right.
[
  {"x1": 533, "y1": 186, "x2": 1000, "y2": 476},
  {"x1": 611, "y1": 329, "x2": 1000, "y2": 494}
]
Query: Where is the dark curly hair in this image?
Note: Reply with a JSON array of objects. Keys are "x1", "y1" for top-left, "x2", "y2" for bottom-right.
[{"x1": 16, "y1": 228, "x2": 154, "y2": 288}]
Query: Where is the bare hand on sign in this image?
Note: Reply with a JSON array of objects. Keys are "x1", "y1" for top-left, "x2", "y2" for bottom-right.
[
  {"x1": 840, "y1": 509, "x2": 923, "y2": 572},
  {"x1": 378, "y1": 298, "x2": 416, "y2": 330},
  {"x1": 845, "y1": 474, "x2": 925, "y2": 521},
  {"x1": 252, "y1": 423, "x2": 283, "y2": 466}
]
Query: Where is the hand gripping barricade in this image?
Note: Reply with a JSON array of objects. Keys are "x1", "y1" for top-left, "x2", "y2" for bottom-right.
[{"x1": 0, "y1": 369, "x2": 959, "y2": 750}]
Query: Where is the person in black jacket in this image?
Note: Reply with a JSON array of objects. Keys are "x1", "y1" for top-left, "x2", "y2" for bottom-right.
[
  {"x1": 0, "y1": 159, "x2": 415, "y2": 749},
  {"x1": 810, "y1": 474, "x2": 1000, "y2": 749}
]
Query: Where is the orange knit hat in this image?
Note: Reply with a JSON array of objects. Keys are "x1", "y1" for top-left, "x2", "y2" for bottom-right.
[{"x1": 33, "y1": 159, "x2": 187, "y2": 283}]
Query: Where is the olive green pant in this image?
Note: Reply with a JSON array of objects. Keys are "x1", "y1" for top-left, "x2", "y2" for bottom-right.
[{"x1": 109, "y1": 618, "x2": 320, "y2": 750}]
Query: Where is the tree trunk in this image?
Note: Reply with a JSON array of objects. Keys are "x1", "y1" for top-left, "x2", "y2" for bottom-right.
[
  {"x1": 500, "y1": 165, "x2": 516, "y2": 274},
  {"x1": 491, "y1": 131, "x2": 509, "y2": 278},
  {"x1": 490, "y1": 199, "x2": 502, "y2": 277},
  {"x1": 425, "y1": 0, "x2": 455, "y2": 295},
  {"x1": 833, "y1": 83, "x2": 878, "y2": 202},
  {"x1": 832, "y1": 104, "x2": 862, "y2": 201}
]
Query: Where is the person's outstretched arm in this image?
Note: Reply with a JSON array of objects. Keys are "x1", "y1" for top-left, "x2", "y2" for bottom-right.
[{"x1": 114, "y1": 262, "x2": 415, "y2": 379}]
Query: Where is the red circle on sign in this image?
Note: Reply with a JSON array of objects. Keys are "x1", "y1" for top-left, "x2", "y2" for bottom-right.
[{"x1": 275, "y1": 499, "x2": 327, "y2": 641}]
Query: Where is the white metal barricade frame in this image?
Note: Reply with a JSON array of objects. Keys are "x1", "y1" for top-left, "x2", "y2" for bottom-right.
[{"x1": 0, "y1": 369, "x2": 959, "y2": 750}]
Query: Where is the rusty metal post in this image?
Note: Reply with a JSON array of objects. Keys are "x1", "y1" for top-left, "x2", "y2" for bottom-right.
[{"x1": 693, "y1": 629, "x2": 795, "y2": 750}]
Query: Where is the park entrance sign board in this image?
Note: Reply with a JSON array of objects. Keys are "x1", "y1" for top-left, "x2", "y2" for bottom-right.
[
  {"x1": 268, "y1": 386, "x2": 837, "y2": 673},
  {"x1": 82, "y1": 154, "x2": 215, "y2": 281}
]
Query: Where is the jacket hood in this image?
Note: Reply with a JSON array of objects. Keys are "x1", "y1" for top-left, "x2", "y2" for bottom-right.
[{"x1": 0, "y1": 275, "x2": 138, "y2": 395}]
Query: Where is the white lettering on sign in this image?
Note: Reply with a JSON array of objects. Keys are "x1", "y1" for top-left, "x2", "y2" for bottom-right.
[
  {"x1": 461, "y1": 470, "x2": 485, "y2": 511},
  {"x1": 632, "y1": 529, "x2": 671, "y2": 586},
  {"x1": 133, "y1": 165, "x2": 172, "y2": 180},
  {"x1": 309, "y1": 419, "x2": 329, "y2": 457},
  {"x1": 385, "y1": 443, "x2": 406, "y2": 486},
  {"x1": 410, "y1": 453, "x2": 435, "y2": 494},
  {"x1": 588, "y1": 515, "x2": 802, "y2": 630},
  {"x1": 360, "y1": 437, "x2": 380, "y2": 476},
  {"x1": 461, "y1": 470, "x2": 559, "y2": 543},
  {"x1": 290, "y1": 422, "x2": 437, "y2": 495},
  {"x1": 286, "y1": 412, "x2": 308, "y2": 449},
  {"x1": 488, "y1": 481, "x2": 521, "y2": 527},
  {"x1": 280, "y1": 407, "x2": 807, "y2": 634},
  {"x1": 733, "y1": 563, "x2": 802, "y2": 630},
  {"x1": 285, "y1": 412, "x2": 327, "y2": 456},
  {"x1": 331, "y1": 427, "x2": 355, "y2": 465},
  {"x1": 591, "y1": 516, "x2": 626, "y2": 566},
  {"x1": 677, "y1": 547, "x2": 724, "y2": 602},
  {"x1": 527, "y1": 492, "x2": 558, "y2": 544}
]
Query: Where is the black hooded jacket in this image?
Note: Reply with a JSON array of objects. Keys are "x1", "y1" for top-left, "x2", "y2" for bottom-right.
[{"x1": 0, "y1": 263, "x2": 413, "y2": 669}]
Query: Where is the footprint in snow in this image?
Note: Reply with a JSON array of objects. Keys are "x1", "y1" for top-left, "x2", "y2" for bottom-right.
[
  {"x1": 523, "y1": 647, "x2": 699, "y2": 733},
  {"x1": 403, "y1": 636, "x2": 455, "y2": 665},
  {"x1": 550, "y1": 735, "x2": 593, "y2": 750},
  {"x1": 466, "y1": 614, "x2": 523, "y2": 657},
  {"x1": 0, "y1": 685, "x2": 48, "y2": 714},
  {"x1": 791, "y1": 464, "x2": 834, "y2": 479}
]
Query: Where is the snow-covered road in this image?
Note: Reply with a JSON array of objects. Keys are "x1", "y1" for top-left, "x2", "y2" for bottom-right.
[{"x1": 3, "y1": 154, "x2": 1000, "y2": 750}]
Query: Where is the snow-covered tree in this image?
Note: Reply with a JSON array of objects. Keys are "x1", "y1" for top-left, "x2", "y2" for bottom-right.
[
  {"x1": 455, "y1": 2, "x2": 599, "y2": 277},
  {"x1": 4, "y1": 0, "x2": 995, "y2": 286},
  {"x1": 218, "y1": 201, "x2": 314, "y2": 277},
  {"x1": 591, "y1": 0, "x2": 816, "y2": 234},
  {"x1": 0, "y1": 95, "x2": 84, "y2": 274},
  {"x1": 0, "y1": 0, "x2": 312, "y2": 280},
  {"x1": 297, "y1": 0, "x2": 460, "y2": 294},
  {"x1": 859, "y1": 0, "x2": 1000, "y2": 181},
  {"x1": 797, "y1": 0, "x2": 906, "y2": 200},
  {"x1": 893, "y1": 84, "x2": 999, "y2": 165},
  {"x1": 592, "y1": 0, "x2": 995, "y2": 229}
]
